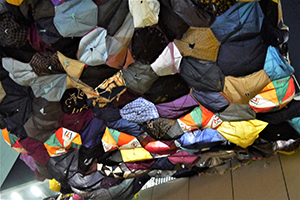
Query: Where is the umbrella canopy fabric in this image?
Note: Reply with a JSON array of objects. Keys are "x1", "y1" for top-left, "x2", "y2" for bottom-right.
[
  {"x1": 35, "y1": 17, "x2": 63, "y2": 45},
  {"x1": 2, "y1": 57, "x2": 38, "y2": 86},
  {"x1": 79, "y1": 118, "x2": 105, "y2": 149},
  {"x1": 61, "y1": 109, "x2": 93, "y2": 133},
  {"x1": 0, "y1": 82, "x2": 6, "y2": 103},
  {"x1": 256, "y1": 100, "x2": 300, "y2": 125},
  {"x1": 176, "y1": 129, "x2": 226, "y2": 151},
  {"x1": 157, "y1": 0, "x2": 189, "y2": 41},
  {"x1": 106, "y1": 119, "x2": 144, "y2": 138},
  {"x1": 106, "y1": 13, "x2": 134, "y2": 56},
  {"x1": 177, "y1": 105, "x2": 222, "y2": 132},
  {"x1": 102, "y1": 127, "x2": 142, "y2": 152},
  {"x1": 191, "y1": 89, "x2": 230, "y2": 113},
  {"x1": 263, "y1": 46, "x2": 295, "y2": 81},
  {"x1": 150, "y1": 42, "x2": 182, "y2": 76},
  {"x1": 2, "y1": 128, "x2": 27, "y2": 153},
  {"x1": 31, "y1": 73, "x2": 67, "y2": 102},
  {"x1": 217, "y1": 119, "x2": 268, "y2": 148},
  {"x1": 179, "y1": 56, "x2": 225, "y2": 92},
  {"x1": 57, "y1": 51, "x2": 86, "y2": 79},
  {"x1": 216, "y1": 35, "x2": 268, "y2": 77},
  {"x1": 217, "y1": 103, "x2": 256, "y2": 122},
  {"x1": 222, "y1": 69, "x2": 271, "y2": 104},
  {"x1": 20, "y1": 0, "x2": 55, "y2": 21},
  {"x1": 60, "y1": 88, "x2": 89, "y2": 114},
  {"x1": 106, "y1": 48, "x2": 135, "y2": 70},
  {"x1": 210, "y1": 2, "x2": 264, "y2": 43},
  {"x1": 170, "y1": 0, "x2": 215, "y2": 27},
  {"x1": 29, "y1": 51, "x2": 65, "y2": 76},
  {"x1": 249, "y1": 76, "x2": 295, "y2": 113},
  {"x1": 97, "y1": 0, "x2": 129, "y2": 36},
  {"x1": 144, "y1": 140, "x2": 177, "y2": 155},
  {"x1": 0, "y1": 77, "x2": 34, "y2": 138},
  {"x1": 77, "y1": 27, "x2": 108, "y2": 66},
  {"x1": 167, "y1": 150, "x2": 199, "y2": 167},
  {"x1": 51, "y1": 0, "x2": 68, "y2": 6},
  {"x1": 44, "y1": 127, "x2": 82, "y2": 157},
  {"x1": 128, "y1": 0, "x2": 160, "y2": 28},
  {"x1": 120, "y1": 97, "x2": 159, "y2": 124},
  {"x1": 155, "y1": 94, "x2": 198, "y2": 119},
  {"x1": 0, "y1": 12, "x2": 28, "y2": 48},
  {"x1": 122, "y1": 62, "x2": 159, "y2": 94},
  {"x1": 174, "y1": 27, "x2": 220, "y2": 61},
  {"x1": 130, "y1": 25, "x2": 169, "y2": 65},
  {"x1": 54, "y1": 0, "x2": 98, "y2": 37},
  {"x1": 288, "y1": 117, "x2": 300, "y2": 134},
  {"x1": 6, "y1": 0, "x2": 24, "y2": 5}
]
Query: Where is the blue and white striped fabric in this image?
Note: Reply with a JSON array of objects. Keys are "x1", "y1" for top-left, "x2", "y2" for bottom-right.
[{"x1": 120, "y1": 97, "x2": 159, "y2": 124}]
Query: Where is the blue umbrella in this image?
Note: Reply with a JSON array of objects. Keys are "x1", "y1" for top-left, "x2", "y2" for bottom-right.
[
  {"x1": 211, "y1": 2, "x2": 264, "y2": 43},
  {"x1": 54, "y1": 0, "x2": 98, "y2": 37}
]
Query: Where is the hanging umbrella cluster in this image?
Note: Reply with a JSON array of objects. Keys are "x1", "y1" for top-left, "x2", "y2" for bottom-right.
[{"x1": 1, "y1": 0, "x2": 300, "y2": 199}]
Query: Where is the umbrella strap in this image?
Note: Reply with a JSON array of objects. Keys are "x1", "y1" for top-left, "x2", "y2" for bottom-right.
[{"x1": 292, "y1": 74, "x2": 300, "y2": 90}]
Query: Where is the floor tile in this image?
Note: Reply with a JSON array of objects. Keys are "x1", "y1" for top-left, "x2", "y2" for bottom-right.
[
  {"x1": 232, "y1": 155, "x2": 288, "y2": 200},
  {"x1": 279, "y1": 150, "x2": 300, "y2": 200},
  {"x1": 151, "y1": 178, "x2": 189, "y2": 200},
  {"x1": 189, "y1": 170, "x2": 233, "y2": 200}
]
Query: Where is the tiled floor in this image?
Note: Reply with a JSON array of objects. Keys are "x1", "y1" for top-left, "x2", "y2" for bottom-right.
[{"x1": 136, "y1": 150, "x2": 300, "y2": 200}]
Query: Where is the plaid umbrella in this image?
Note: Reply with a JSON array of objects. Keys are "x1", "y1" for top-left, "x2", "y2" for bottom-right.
[
  {"x1": 210, "y1": 2, "x2": 264, "y2": 43},
  {"x1": 54, "y1": 0, "x2": 98, "y2": 37},
  {"x1": 44, "y1": 127, "x2": 82, "y2": 156},
  {"x1": 2, "y1": 128, "x2": 27, "y2": 153},
  {"x1": 174, "y1": 27, "x2": 220, "y2": 62},
  {"x1": 0, "y1": 12, "x2": 28, "y2": 48},
  {"x1": 77, "y1": 27, "x2": 108, "y2": 66}
]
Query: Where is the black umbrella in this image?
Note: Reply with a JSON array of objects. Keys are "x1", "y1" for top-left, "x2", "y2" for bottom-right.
[
  {"x1": 0, "y1": 77, "x2": 34, "y2": 138},
  {"x1": 217, "y1": 35, "x2": 268, "y2": 77},
  {"x1": 130, "y1": 25, "x2": 169, "y2": 65},
  {"x1": 179, "y1": 56, "x2": 225, "y2": 92}
]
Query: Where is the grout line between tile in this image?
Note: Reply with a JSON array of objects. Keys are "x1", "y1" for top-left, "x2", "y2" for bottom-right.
[
  {"x1": 278, "y1": 154, "x2": 290, "y2": 200},
  {"x1": 230, "y1": 160, "x2": 235, "y2": 200}
]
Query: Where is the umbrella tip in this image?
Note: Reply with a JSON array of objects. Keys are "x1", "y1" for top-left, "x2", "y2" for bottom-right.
[{"x1": 189, "y1": 43, "x2": 195, "y2": 49}]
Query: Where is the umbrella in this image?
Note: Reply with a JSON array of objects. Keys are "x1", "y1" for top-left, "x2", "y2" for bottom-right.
[
  {"x1": 130, "y1": 25, "x2": 169, "y2": 65},
  {"x1": 176, "y1": 129, "x2": 227, "y2": 151},
  {"x1": 217, "y1": 103, "x2": 256, "y2": 122},
  {"x1": 2, "y1": 57, "x2": 38, "y2": 86},
  {"x1": 35, "y1": 17, "x2": 63, "y2": 45},
  {"x1": 256, "y1": 100, "x2": 300, "y2": 125},
  {"x1": 106, "y1": 13, "x2": 134, "y2": 56},
  {"x1": 44, "y1": 127, "x2": 82, "y2": 157},
  {"x1": 54, "y1": 0, "x2": 98, "y2": 37},
  {"x1": 192, "y1": 0, "x2": 236, "y2": 17},
  {"x1": 122, "y1": 62, "x2": 159, "y2": 94},
  {"x1": 249, "y1": 76, "x2": 295, "y2": 113},
  {"x1": 60, "y1": 88, "x2": 89, "y2": 114},
  {"x1": 101, "y1": 127, "x2": 142, "y2": 152},
  {"x1": 150, "y1": 42, "x2": 182, "y2": 76},
  {"x1": 223, "y1": 69, "x2": 271, "y2": 104},
  {"x1": 0, "y1": 82, "x2": 6, "y2": 103},
  {"x1": 174, "y1": 27, "x2": 220, "y2": 61},
  {"x1": 77, "y1": 27, "x2": 108, "y2": 66},
  {"x1": 6, "y1": 0, "x2": 24, "y2": 6},
  {"x1": 190, "y1": 89, "x2": 230, "y2": 113},
  {"x1": 106, "y1": 118, "x2": 145, "y2": 137},
  {"x1": 217, "y1": 119, "x2": 268, "y2": 148},
  {"x1": 2, "y1": 128, "x2": 27, "y2": 153},
  {"x1": 144, "y1": 74, "x2": 190, "y2": 104},
  {"x1": 120, "y1": 97, "x2": 159, "y2": 124},
  {"x1": 29, "y1": 51, "x2": 65, "y2": 76},
  {"x1": 106, "y1": 48, "x2": 135, "y2": 69},
  {"x1": 210, "y1": 2, "x2": 264, "y2": 43},
  {"x1": 20, "y1": 0, "x2": 55, "y2": 21},
  {"x1": 79, "y1": 118, "x2": 105, "y2": 149},
  {"x1": 97, "y1": 0, "x2": 129, "y2": 35},
  {"x1": 167, "y1": 150, "x2": 199, "y2": 167},
  {"x1": 177, "y1": 105, "x2": 221, "y2": 132},
  {"x1": 57, "y1": 51, "x2": 86, "y2": 79},
  {"x1": 0, "y1": 12, "x2": 28, "y2": 48},
  {"x1": 179, "y1": 56, "x2": 225, "y2": 92},
  {"x1": 0, "y1": 77, "x2": 34, "y2": 138},
  {"x1": 31, "y1": 73, "x2": 67, "y2": 102},
  {"x1": 217, "y1": 35, "x2": 268, "y2": 77},
  {"x1": 51, "y1": 0, "x2": 68, "y2": 6},
  {"x1": 61, "y1": 109, "x2": 93, "y2": 133},
  {"x1": 155, "y1": 94, "x2": 199, "y2": 119},
  {"x1": 170, "y1": 0, "x2": 215, "y2": 27},
  {"x1": 128, "y1": 0, "x2": 160, "y2": 28},
  {"x1": 263, "y1": 46, "x2": 295, "y2": 81},
  {"x1": 288, "y1": 117, "x2": 300, "y2": 134},
  {"x1": 157, "y1": 0, "x2": 189, "y2": 41},
  {"x1": 144, "y1": 140, "x2": 177, "y2": 155},
  {"x1": 0, "y1": 0, "x2": 8, "y2": 15}
]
